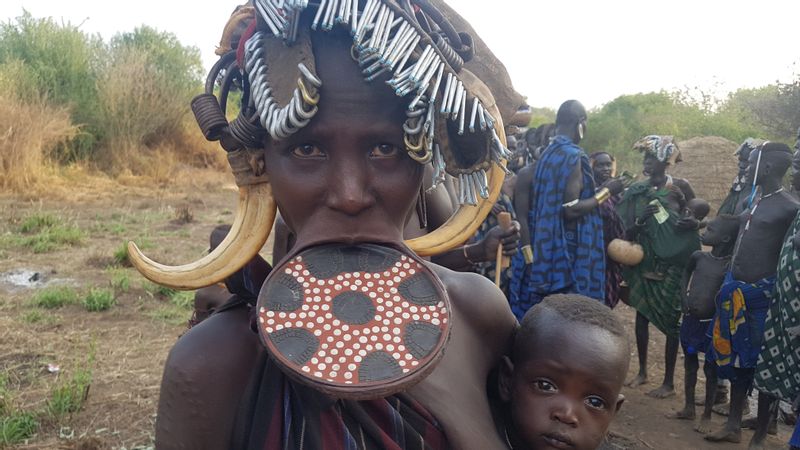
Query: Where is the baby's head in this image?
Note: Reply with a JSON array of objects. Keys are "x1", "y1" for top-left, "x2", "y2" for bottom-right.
[
  {"x1": 685, "y1": 198, "x2": 710, "y2": 221},
  {"x1": 499, "y1": 294, "x2": 630, "y2": 450}
]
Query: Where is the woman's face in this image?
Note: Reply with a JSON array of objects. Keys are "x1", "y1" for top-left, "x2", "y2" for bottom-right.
[
  {"x1": 642, "y1": 153, "x2": 667, "y2": 177},
  {"x1": 592, "y1": 153, "x2": 614, "y2": 184},
  {"x1": 262, "y1": 34, "x2": 423, "y2": 248}
]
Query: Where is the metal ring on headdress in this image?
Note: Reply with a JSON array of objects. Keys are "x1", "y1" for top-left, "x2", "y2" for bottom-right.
[
  {"x1": 404, "y1": 133, "x2": 425, "y2": 152},
  {"x1": 297, "y1": 78, "x2": 320, "y2": 106},
  {"x1": 403, "y1": 118, "x2": 425, "y2": 135},
  {"x1": 408, "y1": 147, "x2": 433, "y2": 164},
  {"x1": 293, "y1": 89, "x2": 318, "y2": 120},
  {"x1": 298, "y1": 62, "x2": 322, "y2": 87}
]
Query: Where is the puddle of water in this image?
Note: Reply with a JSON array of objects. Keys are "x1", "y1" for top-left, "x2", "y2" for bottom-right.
[{"x1": 0, "y1": 269, "x2": 69, "y2": 292}]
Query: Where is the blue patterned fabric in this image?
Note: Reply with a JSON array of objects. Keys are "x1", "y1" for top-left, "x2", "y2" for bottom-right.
[
  {"x1": 709, "y1": 271, "x2": 775, "y2": 380},
  {"x1": 508, "y1": 135, "x2": 605, "y2": 320},
  {"x1": 791, "y1": 420, "x2": 800, "y2": 448}
]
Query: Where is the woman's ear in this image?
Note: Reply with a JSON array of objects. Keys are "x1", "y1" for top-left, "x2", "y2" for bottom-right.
[{"x1": 498, "y1": 355, "x2": 515, "y2": 403}]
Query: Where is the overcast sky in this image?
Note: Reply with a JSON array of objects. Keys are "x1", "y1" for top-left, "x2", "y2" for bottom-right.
[{"x1": 2, "y1": 1, "x2": 797, "y2": 109}]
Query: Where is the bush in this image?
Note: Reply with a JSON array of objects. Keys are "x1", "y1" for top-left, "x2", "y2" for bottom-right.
[
  {"x1": 82, "y1": 288, "x2": 115, "y2": 312},
  {"x1": 0, "y1": 12, "x2": 103, "y2": 162},
  {"x1": 31, "y1": 286, "x2": 78, "y2": 309},
  {"x1": 0, "y1": 61, "x2": 78, "y2": 190},
  {"x1": 94, "y1": 26, "x2": 203, "y2": 174},
  {"x1": 581, "y1": 91, "x2": 771, "y2": 173}
]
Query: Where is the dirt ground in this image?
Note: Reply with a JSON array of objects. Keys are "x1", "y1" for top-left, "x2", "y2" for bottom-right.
[{"x1": 0, "y1": 177, "x2": 794, "y2": 449}]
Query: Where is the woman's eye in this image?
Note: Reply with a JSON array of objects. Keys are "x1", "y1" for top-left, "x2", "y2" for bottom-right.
[
  {"x1": 370, "y1": 144, "x2": 400, "y2": 158},
  {"x1": 585, "y1": 396, "x2": 607, "y2": 410},
  {"x1": 291, "y1": 144, "x2": 326, "y2": 159},
  {"x1": 534, "y1": 380, "x2": 557, "y2": 393}
]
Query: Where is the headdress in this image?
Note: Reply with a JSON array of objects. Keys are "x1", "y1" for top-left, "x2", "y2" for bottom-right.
[
  {"x1": 633, "y1": 135, "x2": 681, "y2": 165},
  {"x1": 735, "y1": 138, "x2": 763, "y2": 157},
  {"x1": 127, "y1": 0, "x2": 524, "y2": 289}
]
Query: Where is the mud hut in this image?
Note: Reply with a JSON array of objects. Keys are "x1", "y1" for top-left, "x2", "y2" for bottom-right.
[{"x1": 671, "y1": 136, "x2": 739, "y2": 216}]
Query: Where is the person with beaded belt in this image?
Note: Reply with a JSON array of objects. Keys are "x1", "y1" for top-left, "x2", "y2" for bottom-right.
[
  {"x1": 616, "y1": 136, "x2": 701, "y2": 400},
  {"x1": 124, "y1": 1, "x2": 525, "y2": 448},
  {"x1": 507, "y1": 100, "x2": 624, "y2": 320}
]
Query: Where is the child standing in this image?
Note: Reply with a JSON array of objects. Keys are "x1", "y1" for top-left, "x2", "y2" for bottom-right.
[{"x1": 667, "y1": 215, "x2": 739, "y2": 431}]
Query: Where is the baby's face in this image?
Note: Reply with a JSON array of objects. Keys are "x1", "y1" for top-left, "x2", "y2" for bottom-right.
[{"x1": 506, "y1": 324, "x2": 627, "y2": 450}]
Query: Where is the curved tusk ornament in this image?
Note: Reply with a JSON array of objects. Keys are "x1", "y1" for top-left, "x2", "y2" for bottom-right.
[
  {"x1": 127, "y1": 182, "x2": 277, "y2": 290},
  {"x1": 406, "y1": 104, "x2": 506, "y2": 256}
]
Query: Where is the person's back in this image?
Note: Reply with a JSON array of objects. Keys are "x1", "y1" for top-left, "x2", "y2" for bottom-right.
[{"x1": 507, "y1": 101, "x2": 623, "y2": 319}]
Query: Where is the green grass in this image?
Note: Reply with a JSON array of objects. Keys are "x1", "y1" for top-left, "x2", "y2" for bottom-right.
[
  {"x1": 47, "y1": 367, "x2": 92, "y2": 418},
  {"x1": 0, "y1": 374, "x2": 38, "y2": 445},
  {"x1": 19, "y1": 310, "x2": 59, "y2": 326},
  {"x1": 113, "y1": 238, "x2": 153, "y2": 267},
  {"x1": 18, "y1": 213, "x2": 58, "y2": 233},
  {"x1": 107, "y1": 267, "x2": 131, "y2": 292},
  {"x1": 14, "y1": 213, "x2": 84, "y2": 253},
  {"x1": 30, "y1": 286, "x2": 78, "y2": 309},
  {"x1": 82, "y1": 288, "x2": 115, "y2": 312},
  {"x1": 146, "y1": 287, "x2": 194, "y2": 325},
  {"x1": 112, "y1": 242, "x2": 130, "y2": 266},
  {"x1": 0, "y1": 411, "x2": 38, "y2": 445},
  {"x1": 142, "y1": 281, "x2": 177, "y2": 299}
]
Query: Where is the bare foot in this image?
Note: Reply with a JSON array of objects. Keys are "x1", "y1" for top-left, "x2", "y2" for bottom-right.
[
  {"x1": 704, "y1": 427, "x2": 741, "y2": 443},
  {"x1": 748, "y1": 437, "x2": 766, "y2": 450},
  {"x1": 694, "y1": 418, "x2": 713, "y2": 433},
  {"x1": 741, "y1": 417, "x2": 756, "y2": 429},
  {"x1": 666, "y1": 407, "x2": 695, "y2": 420},
  {"x1": 646, "y1": 385, "x2": 676, "y2": 399},
  {"x1": 626, "y1": 374, "x2": 647, "y2": 387}
]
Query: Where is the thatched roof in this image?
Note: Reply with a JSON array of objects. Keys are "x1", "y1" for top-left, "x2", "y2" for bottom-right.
[{"x1": 670, "y1": 136, "x2": 739, "y2": 216}]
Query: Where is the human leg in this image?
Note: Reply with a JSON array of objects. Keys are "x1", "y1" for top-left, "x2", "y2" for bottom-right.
[
  {"x1": 695, "y1": 357, "x2": 718, "y2": 433},
  {"x1": 668, "y1": 350, "x2": 697, "y2": 419},
  {"x1": 648, "y1": 334, "x2": 678, "y2": 398},
  {"x1": 627, "y1": 312, "x2": 649, "y2": 387},
  {"x1": 705, "y1": 368, "x2": 754, "y2": 443},
  {"x1": 747, "y1": 391, "x2": 778, "y2": 449}
]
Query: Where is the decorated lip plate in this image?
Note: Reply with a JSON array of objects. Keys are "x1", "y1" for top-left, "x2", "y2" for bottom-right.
[{"x1": 256, "y1": 243, "x2": 451, "y2": 399}]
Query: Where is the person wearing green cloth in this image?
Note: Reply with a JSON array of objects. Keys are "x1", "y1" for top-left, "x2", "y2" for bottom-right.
[{"x1": 617, "y1": 135, "x2": 701, "y2": 399}]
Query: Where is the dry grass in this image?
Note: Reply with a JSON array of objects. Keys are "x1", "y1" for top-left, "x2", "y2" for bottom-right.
[{"x1": 0, "y1": 90, "x2": 79, "y2": 191}]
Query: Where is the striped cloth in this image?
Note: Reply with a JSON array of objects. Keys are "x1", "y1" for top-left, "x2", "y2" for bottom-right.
[{"x1": 233, "y1": 355, "x2": 447, "y2": 450}]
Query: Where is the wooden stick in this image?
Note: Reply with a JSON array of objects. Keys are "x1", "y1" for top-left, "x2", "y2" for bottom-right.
[{"x1": 494, "y1": 212, "x2": 512, "y2": 286}]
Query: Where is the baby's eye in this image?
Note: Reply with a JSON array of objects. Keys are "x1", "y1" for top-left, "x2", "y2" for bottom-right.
[
  {"x1": 370, "y1": 144, "x2": 400, "y2": 158},
  {"x1": 291, "y1": 144, "x2": 326, "y2": 159},
  {"x1": 585, "y1": 396, "x2": 607, "y2": 410},
  {"x1": 533, "y1": 380, "x2": 557, "y2": 393}
]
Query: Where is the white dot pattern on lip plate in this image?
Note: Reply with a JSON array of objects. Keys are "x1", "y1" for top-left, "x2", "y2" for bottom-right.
[{"x1": 260, "y1": 253, "x2": 448, "y2": 385}]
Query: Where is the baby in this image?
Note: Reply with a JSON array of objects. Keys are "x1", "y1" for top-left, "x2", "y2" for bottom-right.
[{"x1": 499, "y1": 294, "x2": 630, "y2": 449}]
